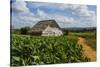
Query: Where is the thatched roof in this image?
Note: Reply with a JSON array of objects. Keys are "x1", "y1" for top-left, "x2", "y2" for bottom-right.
[{"x1": 31, "y1": 20, "x2": 61, "y2": 33}]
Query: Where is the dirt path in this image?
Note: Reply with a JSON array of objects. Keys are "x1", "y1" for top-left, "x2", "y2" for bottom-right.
[{"x1": 78, "y1": 37, "x2": 96, "y2": 61}]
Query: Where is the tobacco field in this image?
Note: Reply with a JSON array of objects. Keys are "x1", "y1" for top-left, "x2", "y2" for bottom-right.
[{"x1": 11, "y1": 34, "x2": 90, "y2": 66}]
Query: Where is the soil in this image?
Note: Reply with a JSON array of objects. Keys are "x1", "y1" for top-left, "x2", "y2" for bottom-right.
[{"x1": 78, "y1": 37, "x2": 96, "y2": 61}]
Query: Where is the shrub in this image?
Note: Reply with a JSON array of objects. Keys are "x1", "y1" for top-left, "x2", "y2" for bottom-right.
[{"x1": 20, "y1": 27, "x2": 30, "y2": 35}]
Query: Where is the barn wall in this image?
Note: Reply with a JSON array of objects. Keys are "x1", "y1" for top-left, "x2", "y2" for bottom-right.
[{"x1": 42, "y1": 26, "x2": 63, "y2": 36}]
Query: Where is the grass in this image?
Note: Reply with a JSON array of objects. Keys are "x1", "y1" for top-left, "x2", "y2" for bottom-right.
[{"x1": 68, "y1": 32, "x2": 96, "y2": 51}]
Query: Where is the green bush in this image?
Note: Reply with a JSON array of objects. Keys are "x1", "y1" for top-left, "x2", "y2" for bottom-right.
[
  {"x1": 20, "y1": 27, "x2": 30, "y2": 35},
  {"x1": 64, "y1": 31, "x2": 69, "y2": 35}
]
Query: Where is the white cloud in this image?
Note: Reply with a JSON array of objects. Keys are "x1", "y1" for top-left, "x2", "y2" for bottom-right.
[
  {"x1": 70, "y1": 5, "x2": 95, "y2": 17},
  {"x1": 11, "y1": 1, "x2": 37, "y2": 28},
  {"x1": 12, "y1": 1, "x2": 96, "y2": 28},
  {"x1": 31, "y1": 2, "x2": 96, "y2": 26},
  {"x1": 36, "y1": 8, "x2": 48, "y2": 19},
  {"x1": 34, "y1": 9, "x2": 78, "y2": 28},
  {"x1": 12, "y1": 1, "x2": 29, "y2": 13},
  {"x1": 63, "y1": 5, "x2": 96, "y2": 27},
  {"x1": 31, "y1": 2, "x2": 95, "y2": 17}
]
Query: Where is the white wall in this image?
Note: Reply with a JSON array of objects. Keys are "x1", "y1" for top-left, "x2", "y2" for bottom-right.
[{"x1": 42, "y1": 26, "x2": 63, "y2": 36}]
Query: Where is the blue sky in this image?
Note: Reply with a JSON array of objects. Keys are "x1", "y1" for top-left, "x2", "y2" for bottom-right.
[{"x1": 11, "y1": 0, "x2": 96, "y2": 28}]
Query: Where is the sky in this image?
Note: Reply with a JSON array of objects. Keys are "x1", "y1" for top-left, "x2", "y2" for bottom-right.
[{"x1": 11, "y1": 0, "x2": 97, "y2": 28}]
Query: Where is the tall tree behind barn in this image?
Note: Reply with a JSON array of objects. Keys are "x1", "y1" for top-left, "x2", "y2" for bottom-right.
[{"x1": 30, "y1": 20, "x2": 63, "y2": 36}]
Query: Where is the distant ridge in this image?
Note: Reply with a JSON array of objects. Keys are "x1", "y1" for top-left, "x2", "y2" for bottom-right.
[{"x1": 61, "y1": 27, "x2": 96, "y2": 32}]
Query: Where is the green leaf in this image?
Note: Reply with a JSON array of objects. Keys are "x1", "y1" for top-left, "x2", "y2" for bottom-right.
[{"x1": 13, "y1": 56, "x2": 20, "y2": 61}]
